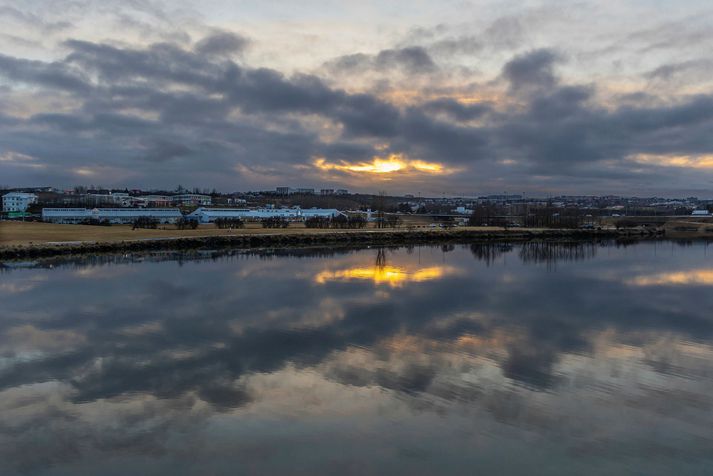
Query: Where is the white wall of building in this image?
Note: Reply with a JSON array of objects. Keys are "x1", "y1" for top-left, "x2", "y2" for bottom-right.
[
  {"x1": 42, "y1": 208, "x2": 182, "y2": 224},
  {"x1": 3, "y1": 192, "x2": 38, "y2": 212},
  {"x1": 188, "y1": 207, "x2": 342, "y2": 223}
]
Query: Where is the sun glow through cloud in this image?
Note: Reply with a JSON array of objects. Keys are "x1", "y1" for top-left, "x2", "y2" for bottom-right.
[
  {"x1": 629, "y1": 154, "x2": 713, "y2": 169},
  {"x1": 313, "y1": 154, "x2": 450, "y2": 176}
]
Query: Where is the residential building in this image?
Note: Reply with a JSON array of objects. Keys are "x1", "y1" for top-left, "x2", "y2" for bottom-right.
[
  {"x1": 2, "y1": 192, "x2": 38, "y2": 212},
  {"x1": 139, "y1": 195, "x2": 173, "y2": 207},
  {"x1": 171, "y1": 194, "x2": 212, "y2": 206},
  {"x1": 83, "y1": 192, "x2": 132, "y2": 207}
]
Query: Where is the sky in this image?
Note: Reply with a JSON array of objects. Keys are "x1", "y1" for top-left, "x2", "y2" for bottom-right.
[{"x1": 1, "y1": 1, "x2": 712, "y2": 196}]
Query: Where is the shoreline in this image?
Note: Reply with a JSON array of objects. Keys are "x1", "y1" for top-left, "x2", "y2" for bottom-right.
[{"x1": 0, "y1": 227, "x2": 658, "y2": 260}]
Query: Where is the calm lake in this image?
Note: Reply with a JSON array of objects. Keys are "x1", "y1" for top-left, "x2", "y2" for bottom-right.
[{"x1": 1, "y1": 241, "x2": 713, "y2": 475}]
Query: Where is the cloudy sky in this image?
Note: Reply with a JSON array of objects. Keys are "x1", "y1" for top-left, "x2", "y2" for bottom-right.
[{"x1": 1, "y1": 0, "x2": 712, "y2": 196}]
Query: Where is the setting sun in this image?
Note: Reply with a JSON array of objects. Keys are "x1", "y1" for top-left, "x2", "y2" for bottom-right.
[{"x1": 313, "y1": 154, "x2": 450, "y2": 176}]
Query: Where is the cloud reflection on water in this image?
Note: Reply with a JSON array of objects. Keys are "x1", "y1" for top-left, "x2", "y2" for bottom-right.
[{"x1": 0, "y1": 242, "x2": 712, "y2": 474}]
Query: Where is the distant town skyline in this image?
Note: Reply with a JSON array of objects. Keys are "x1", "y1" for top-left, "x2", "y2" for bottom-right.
[
  {"x1": 4, "y1": 184, "x2": 713, "y2": 202},
  {"x1": 1, "y1": 1, "x2": 713, "y2": 197}
]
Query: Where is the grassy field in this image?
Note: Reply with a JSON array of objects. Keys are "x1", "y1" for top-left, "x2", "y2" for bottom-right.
[
  {"x1": 0, "y1": 221, "x2": 343, "y2": 246},
  {"x1": 0, "y1": 221, "x2": 509, "y2": 247}
]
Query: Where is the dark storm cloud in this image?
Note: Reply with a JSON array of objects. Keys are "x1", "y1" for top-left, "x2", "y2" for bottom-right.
[
  {"x1": 1, "y1": 36, "x2": 713, "y2": 190},
  {"x1": 325, "y1": 46, "x2": 437, "y2": 75},
  {"x1": 502, "y1": 48, "x2": 562, "y2": 92},
  {"x1": 64, "y1": 39, "x2": 220, "y2": 86},
  {"x1": 427, "y1": 36, "x2": 482, "y2": 56},
  {"x1": 137, "y1": 138, "x2": 194, "y2": 162},
  {"x1": 336, "y1": 93, "x2": 401, "y2": 137},
  {"x1": 0, "y1": 53, "x2": 91, "y2": 93},
  {"x1": 374, "y1": 46, "x2": 437, "y2": 73},
  {"x1": 397, "y1": 108, "x2": 490, "y2": 162},
  {"x1": 225, "y1": 68, "x2": 341, "y2": 113},
  {"x1": 490, "y1": 49, "x2": 713, "y2": 175},
  {"x1": 194, "y1": 31, "x2": 249, "y2": 56},
  {"x1": 421, "y1": 98, "x2": 491, "y2": 121}
]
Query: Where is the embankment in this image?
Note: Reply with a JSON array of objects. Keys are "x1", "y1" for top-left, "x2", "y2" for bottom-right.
[{"x1": 0, "y1": 227, "x2": 658, "y2": 260}]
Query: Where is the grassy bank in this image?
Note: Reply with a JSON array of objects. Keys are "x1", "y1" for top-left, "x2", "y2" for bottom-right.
[
  {"x1": 0, "y1": 221, "x2": 652, "y2": 260},
  {"x1": 0, "y1": 221, "x2": 368, "y2": 246}
]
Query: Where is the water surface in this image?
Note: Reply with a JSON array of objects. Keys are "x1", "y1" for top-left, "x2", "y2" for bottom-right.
[{"x1": 1, "y1": 241, "x2": 713, "y2": 475}]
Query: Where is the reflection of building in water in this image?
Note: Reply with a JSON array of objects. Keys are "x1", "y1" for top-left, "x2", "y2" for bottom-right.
[
  {"x1": 519, "y1": 242, "x2": 597, "y2": 265},
  {"x1": 315, "y1": 248, "x2": 458, "y2": 287}
]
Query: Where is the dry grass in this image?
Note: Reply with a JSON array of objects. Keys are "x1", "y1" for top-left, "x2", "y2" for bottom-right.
[
  {"x1": 0, "y1": 221, "x2": 508, "y2": 247},
  {"x1": 0, "y1": 221, "x2": 346, "y2": 247}
]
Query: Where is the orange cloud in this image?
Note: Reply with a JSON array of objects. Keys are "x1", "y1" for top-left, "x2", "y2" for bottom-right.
[
  {"x1": 313, "y1": 153, "x2": 451, "y2": 176},
  {"x1": 629, "y1": 153, "x2": 713, "y2": 169}
]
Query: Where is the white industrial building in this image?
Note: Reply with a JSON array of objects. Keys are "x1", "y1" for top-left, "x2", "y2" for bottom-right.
[
  {"x1": 300, "y1": 208, "x2": 344, "y2": 218},
  {"x1": 42, "y1": 208, "x2": 183, "y2": 224},
  {"x1": 42, "y1": 208, "x2": 93, "y2": 223},
  {"x1": 3, "y1": 192, "x2": 38, "y2": 212},
  {"x1": 187, "y1": 207, "x2": 342, "y2": 223}
]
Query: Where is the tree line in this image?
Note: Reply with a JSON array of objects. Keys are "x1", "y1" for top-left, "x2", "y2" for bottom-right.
[{"x1": 304, "y1": 215, "x2": 367, "y2": 229}]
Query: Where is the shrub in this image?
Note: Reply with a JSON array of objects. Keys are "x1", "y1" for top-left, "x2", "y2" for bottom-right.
[
  {"x1": 305, "y1": 216, "x2": 331, "y2": 228},
  {"x1": 79, "y1": 218, "x2": 112, "y2": 226},
  {"x1": 262, "y1": 217, "x2": 289, "y2": 228},
  {"x1": 304, "y1": 215, "x2": 367, "y2": 229},
  {"x1": 176, "y1": 217, "x2": 199, "y2": 230},
  {"x1": 132, "y1": 217, "x2": 159, "y2": 229},
  {"x1": 214, "y1": 217, "x2": 244, "y2": 229}
]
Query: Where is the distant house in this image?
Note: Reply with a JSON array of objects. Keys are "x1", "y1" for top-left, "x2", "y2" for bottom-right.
[
  {"x1": 139, "y1": 195, "x2": 173, "y2": 207},
  {"x1": 171, "y1": 194, "x2": 212, "y2": 206},
  {"x1": 82, "y1": 192, "x2": 133, "y2": 207},
  {"x1": 2, "y1": 192, "x2": 38, "y2": 212},
  {"x1": 453, "y1": 206, "x2": 473, "y2": 215}
]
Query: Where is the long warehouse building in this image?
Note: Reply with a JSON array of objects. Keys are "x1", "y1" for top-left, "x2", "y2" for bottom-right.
[
  {"x1": 187, "y1": 207, "x2": 343, "y2": 223},
  {"x1": 42, "y1": 208, "x2": 183, "y2": 224}
]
